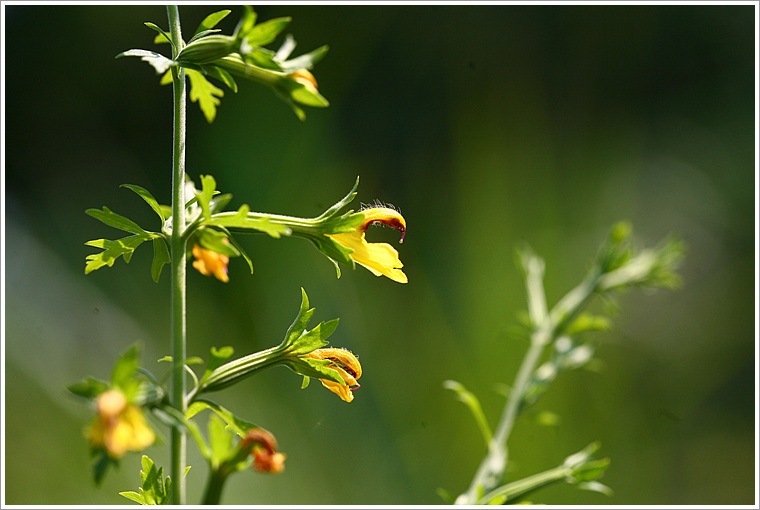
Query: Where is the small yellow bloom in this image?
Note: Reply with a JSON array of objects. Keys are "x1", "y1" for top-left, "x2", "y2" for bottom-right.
[
  {"x1": 289, "y1": 69, "x2": 318, "y2": 93},
  {"x1": 327, "y1": 207, "x2": 408, "y2": 283},
  {"x1": 304, "y1": 348, "x2": 363, "y2": 402},
  {"x1": 192, "y1": 242, "x2": 230, "y2": 282},
  {"x1": 86, "y1": 390, "x2": 155, "y2": 459}
]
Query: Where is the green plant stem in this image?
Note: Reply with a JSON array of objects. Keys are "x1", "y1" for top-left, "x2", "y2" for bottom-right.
[
  {"x1": 457, "y1": 251, "x2": 603, "y2": 504},
  {"x1": 478, "y1": 460, "x2": 577, "y2": 504},
  {"x1": 167, "y1": 5, "x2": 187, "y2": 505},
  {"x1": 202, "y1": 468, "x2": 229, "y2": 505}
]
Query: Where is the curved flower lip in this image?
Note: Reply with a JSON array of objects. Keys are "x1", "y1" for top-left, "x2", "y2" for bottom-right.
[
  {"x1": 304, "y1": 348, "x2": 362, "y2": 402},
  {"x1": 326, "y1": 207, "x2": 408, "y2": 284}
]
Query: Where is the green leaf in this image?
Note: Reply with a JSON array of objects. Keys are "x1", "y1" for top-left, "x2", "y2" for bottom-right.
[
  {"x1": 116, "y1": 48, "x2": 174, "y2": 74},
  {"x1": 315, "y1": 176, "x2": 359, "y2": 220},
  {"x1": 187, "y1": 399, "x2": 258, "y2": 437},
  {"x1": 208, "y1": 413, "x2": 234, "y2": 465},
  {"x1": 85, "y1": 236, "x2": 149, "y2": 274},
  {"x1": 121, "y1": 184, "x2": 165, "y2": 222},
  {"x1": 199, "y1": 346, "x2": 235, "y2": 387},
  {"x1": 287, "y1": 318, "x2": 339, "y2": 355},
  {"x1": 285, "y1": 354, "x2": 344, "y2": 385},
  {"x1": 187, "y1": 68, "x2": 224, "y2": 123},
  {"x1": 86, "y1": 207, "x2": 149, "y2": 236},
  {"x1": 245, "y1": 17, "x2": 291, "y2": 47},
  {"x1": 67, "y1": 376, "x2": 109, "y2": 399},
  {"x1": 201, "y1": 64, "x2": 238, "y2": 92},
  {"x1": 216, "y1": 226, "x2": 253, "y2": 274},
  {"x1": 196, "y1": 228, "x2": 239, "y2": 257},
  {"x1": 283, "y1": 287, "x2": 314, "y2": 346},
  {"x1": 92, "y1": 451, "x2": 118, "y2": 486},
  {"x1": 118, "y1": 491, "x2": 145, "y2": 505},
  {"x1": 195, "y1": 9, "x2": 232, "y2": 36},
  {"x1": 151, "y1": 237, "x2": 171, "y2": 282},
  {"x1": 242, "y1": 47, "x2": 282, "y2": 71},
  {"x1": 443, "y1": 380, "x2": 492, "y2": 445},
  {"x1": 195, "y1": 175, "x2": 217, "y2": 221},
  {"x1": 187, "y1": 29, "x2": 222, "y2": 45},
  {"x1": 566, "y1": 313, "x2": 612, "y2": 335},
  {"x1": 110, "y1": 344, "x2": 140, "y2": 395},
  {"x1": 119, "y1": 455, "x2": 171, "y2": 505}
]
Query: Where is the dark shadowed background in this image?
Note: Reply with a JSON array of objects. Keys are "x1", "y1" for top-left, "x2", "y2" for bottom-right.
[{"x1": 3, "y1": 3, "x2": 756, "y2": 505}]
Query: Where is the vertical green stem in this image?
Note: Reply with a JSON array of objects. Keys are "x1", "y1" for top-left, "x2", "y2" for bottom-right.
[
  {"x1": 456, "y1": 252, "x2": 551, "y2": 504},
  {"x1": 167, "y1": 5, "x2": 186, "y2": 505}
]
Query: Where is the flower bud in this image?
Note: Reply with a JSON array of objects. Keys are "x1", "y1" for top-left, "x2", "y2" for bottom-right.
[
  {"x1": 176, "y1": 35, "x2": 238, "y2": 64},
  {"x1": 288, "y1": 69, "x2": 318, "y2": 93}
]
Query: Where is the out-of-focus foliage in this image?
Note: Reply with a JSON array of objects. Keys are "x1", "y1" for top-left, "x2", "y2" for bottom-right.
[{"x1": 3, "y1": 4, "x2": 755, "y2": 505}]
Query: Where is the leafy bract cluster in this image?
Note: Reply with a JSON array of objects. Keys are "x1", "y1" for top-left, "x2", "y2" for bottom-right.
[
  {"x1": 84, "y1": 176, "x2": 364, "y2": 282},
  {"x1": 118, "y1": 6, "x2": 329, "y2": 122}
]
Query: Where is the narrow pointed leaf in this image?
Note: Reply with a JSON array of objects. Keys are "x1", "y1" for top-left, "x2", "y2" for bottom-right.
[{"x1": 121, "y1": 184, "x2": 165, "y2": 222}]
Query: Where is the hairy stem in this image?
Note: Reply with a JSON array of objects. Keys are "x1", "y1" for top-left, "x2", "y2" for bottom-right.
[{"x1": 167, "y1": 4, "x2": 187, "y2": 505}]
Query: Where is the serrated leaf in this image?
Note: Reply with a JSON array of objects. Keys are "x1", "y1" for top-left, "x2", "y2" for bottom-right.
[
  {"x1": 151, "y1": 237, "x2": 170, "y2": 282},
  {"x1": 86, "y1": 207, "x2": 149, "y2": 236},
  {"x1": 287, "y1": 318, "x2": 339, "y2": 354},
  {"x1": 187, "y1": 69, "x2": 224, "y2": 123},
  {"x1": 85, "y1": 236, "x2": 149, "y2": 274},
  {"x1": 117, "y1": 48, "x2": 174, "y2": 75},
  {"x1": 195, "y1": 175, "x2": 217, "y2": 220},
  {"x1": 121, "y1": 184, "x2": 165, "y2": 222}
]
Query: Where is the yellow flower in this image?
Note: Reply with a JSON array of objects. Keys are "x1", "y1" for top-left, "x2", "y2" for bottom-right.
[
  {"x1": 86, "y1": 390, "x2": 155, "y2": 459},
  {"x1": 326, "y1": 207, "x2": 408, "y2": 283},
  {"x1": 192, "y1": 242, "x2": 230, "y2": 282},
  {"x1": 289, "y1": 69, "x2": 319, "y2": 93},
  {"x1": 304, "y1": 348, "x2": 363, "y2": 402}
]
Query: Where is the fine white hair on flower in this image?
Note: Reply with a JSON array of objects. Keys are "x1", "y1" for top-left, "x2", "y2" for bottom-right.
[{"x1": 360, "y1": 200, "x2": 401, "y2": 213}]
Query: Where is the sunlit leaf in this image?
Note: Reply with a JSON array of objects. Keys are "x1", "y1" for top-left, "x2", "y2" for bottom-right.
[
  {"x1": 187, "y1": 68, "x2": 224, "y2": 123},
  {"x1": 117, "y1": 48, "x2": 174, "y2": 75}
]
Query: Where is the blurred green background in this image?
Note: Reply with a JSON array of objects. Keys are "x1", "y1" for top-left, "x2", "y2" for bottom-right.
[{"x1": 3, "y1": 3, "x2": 756, "y2": 505}]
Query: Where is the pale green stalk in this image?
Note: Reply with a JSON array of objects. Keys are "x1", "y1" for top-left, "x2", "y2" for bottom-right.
[
  {"x1": 456, "y1": 253, "x2": 602, "y2": 504},
  {"x1": 167, "y1": 5, "x2": 187, "y2": 505}
]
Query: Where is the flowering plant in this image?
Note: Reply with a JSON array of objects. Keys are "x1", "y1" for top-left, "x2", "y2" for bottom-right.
[{"x1": 69, "y1": 6, "x2": 407, "y2": 504}]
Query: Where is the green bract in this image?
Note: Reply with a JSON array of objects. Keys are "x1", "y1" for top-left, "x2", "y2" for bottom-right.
[{"x1": 117, "y1": 6, "x2": 329, "y2": 122}]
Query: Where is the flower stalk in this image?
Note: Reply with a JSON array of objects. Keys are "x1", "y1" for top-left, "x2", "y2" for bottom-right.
[{"x1": 167, "y1": 5, "x2": 187, "y2": 505}]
